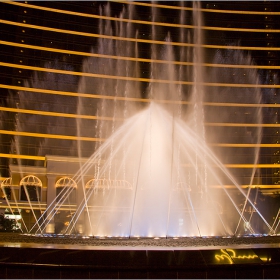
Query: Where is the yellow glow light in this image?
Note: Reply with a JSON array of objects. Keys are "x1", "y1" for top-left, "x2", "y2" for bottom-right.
[
  {"x1": 3, "y1": 107, "x2": 280, "y2": 127},
  {"x1": 0, "y1": 106, "x2": 118, "y2": 121},
  {"x1": 0, "y1": 129, "x2": 105, "y2": 142},
  {"x1": 5, "y1": 1, "x2": 280, "y2": 32},
  {"x1": 215, "y1": 249, "x2": 233, "y2": 264},
  {"x1": 2, "y1": 62, "x2": 280, "y2": 88},
  {"x1": 2, "y1": 84, "x2": 280, "y2": 106},
  {"x1": 0, "y1": 153, "x2": 45, "y2": 161},
  {"x1": 2, "y1": 19, "x2": 280, "y2": 50},
  {"x1": 226, "y1": 249, "x2": 258, "y2": 260},
  {"x1": 215, "y1": 249, "x2": 259, "y2": 264},
  {"x1": 2, "y1": 40, "x2": 280, "y2": 70},
  {"x1": 211, "y1": 144, "x2": 280, "y2": 148},
  {"x1": 7, "y1": 0, "x2": 280, "y2": 16},
  {"x1": 117, "y1": 1, "x2": 280, "y2": 16}
]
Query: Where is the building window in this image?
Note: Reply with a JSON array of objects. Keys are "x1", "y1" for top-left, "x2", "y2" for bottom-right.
[
  {"x1": 20, "y1": 175, "x2": 42, "y2": 201},
  {"x1": 1, "y1": 177, "x2": 12, "y2": 201},
  {"x1": 55, "y1": 177, "x2": 77, "y2": 205}
]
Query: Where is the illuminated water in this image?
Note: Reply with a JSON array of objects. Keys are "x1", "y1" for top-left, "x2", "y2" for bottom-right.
[
  {"x1": 40, "y1": 2, "x2": 271, "y2": 238},
  {"x1": 3, "y1": 2, "x2": 276, "y2": 237}
]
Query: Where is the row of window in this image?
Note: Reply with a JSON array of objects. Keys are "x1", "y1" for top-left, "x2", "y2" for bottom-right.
[{"x1": 0, "y1": 175, "x2": 133, "y2": 203}]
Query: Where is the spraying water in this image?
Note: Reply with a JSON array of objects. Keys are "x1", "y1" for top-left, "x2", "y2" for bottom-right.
[
  {"x1": 2, "y1": 2, "x2": 275, "y2": 237},
  {"x1": 35, "y1": 2, "x2": 272, "y2": 237}
]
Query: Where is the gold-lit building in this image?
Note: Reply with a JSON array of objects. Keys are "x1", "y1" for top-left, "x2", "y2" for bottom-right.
[{"x1": 0, "y1": 1, "x2": 280, "y2": 233}]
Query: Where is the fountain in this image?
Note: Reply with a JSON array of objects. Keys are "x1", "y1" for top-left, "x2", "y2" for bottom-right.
[
  {"x1": 32, "y1": 2, "x2": 275, "y2": 238},
  {"x1": 1, "y1": 2, "x2": 278, "y2": 238}
]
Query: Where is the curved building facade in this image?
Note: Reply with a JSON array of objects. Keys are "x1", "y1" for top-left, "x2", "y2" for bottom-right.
[{"x1": 0, "y1": 1, "x2": 279, "y2": 235}]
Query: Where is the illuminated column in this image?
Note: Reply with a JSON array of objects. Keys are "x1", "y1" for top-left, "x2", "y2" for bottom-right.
[
  {"x1": 46, "y1": 174, "x2": 56, "y2": 233},
  {"x1": 76, "y1": 180, "x2": 85, "y2": 234}
]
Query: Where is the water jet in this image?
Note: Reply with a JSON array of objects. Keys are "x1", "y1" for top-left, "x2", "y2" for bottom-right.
[{"x1": 1, "y1": 2, "x2": 278, "y2": 239}]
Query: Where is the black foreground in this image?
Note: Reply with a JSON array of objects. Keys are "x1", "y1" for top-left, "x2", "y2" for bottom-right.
[{"x1": 0, "y1": 233, "x2": 280, "y2": 279}]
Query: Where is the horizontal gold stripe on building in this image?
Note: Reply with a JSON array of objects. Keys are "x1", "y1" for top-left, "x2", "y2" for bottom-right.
[
  {"x1": 1, "y1": 106, "x2": 280, "y2": 127},
  {"x1": 1, "y1": 84, "x2": 280, "y2": 107},
  {"x1": 0, "y1": 153, "x2": 45, "y2": 161},
  {"x1": 0, "y1": 204, "x2": 48, "y2": 211},
  {"x1": 5, "y1": 2, "x2": 280, "y2": 31},
  {"x1": 0, "y1": 106, "x2": 118, "y2": 121},
  {"x1": 2, "y1": 62, "x2": 280, "y2": 88},
  {"x1": 0, "y1": 61, "x2": 192, "y2": 85},
  {"x1": 117, "y1": 1, "x2": 280, "y2": 15},
  {"x1": 0, "y1": 84, "x2": 151, "y2": 103},
  {"x1": 7, "y1": 0, "x2": 280, "y2": 18},
  {"x1": 2, "y1": 2, "x2": 203, "y2": 30},
  {"x1": 2, "y1": 19, "x2": 280, "y2": 50},
  {"x1": 211, "y1": 143, "x2": 280, "y2": 148},
  {"x1": 2, "y1": 40, "x2": 280, "y2": 69},
  {"x1": 0, "y1": 19, "x2": 195, "y2": 47},
  {"x1": 224, "y1": 164, "x2": 280, "y2": 168},
  {"x1": 204, "y1": 103, "x2": 280, "y2": 108},
  {"x1": 0, "y1": 129, "x2": 279, "y2": 148},
  {"x1": 182, "y1": 164, "x2": 280, "y2": 168},
  {"x1": 0, "y1": 129, "x2": 105, "y2": 142},
  {"x1": 205, "y1": 123, "x2": 280, "y2": 127},
  {"x1": 216, "y1": 185, "x2": 280, "y2": 189},
  {"x1": 1, "y1": 152, "x2": 280, "y2": 169}
]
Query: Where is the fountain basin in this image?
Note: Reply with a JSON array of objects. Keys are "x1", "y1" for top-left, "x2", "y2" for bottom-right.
[{"x1": 0, "y1": 233, "x2": 280, "y2": 279}]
